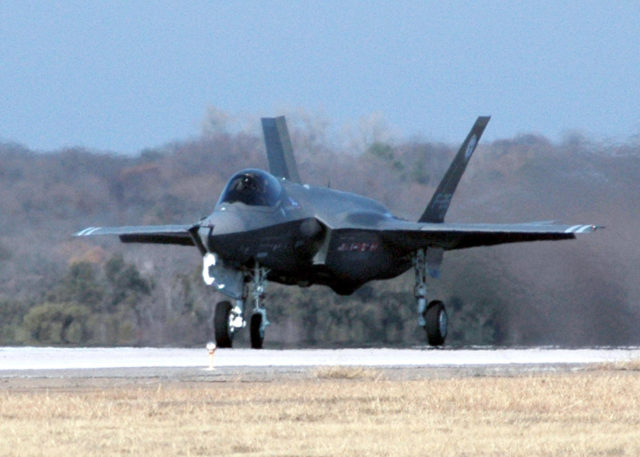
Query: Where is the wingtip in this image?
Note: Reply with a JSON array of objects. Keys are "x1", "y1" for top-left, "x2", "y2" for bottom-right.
[
  {"x1": 74, "y1": 227, "x2": 101, "y2": 237},
  {"x1": 584, "y1": 224, "x2": 604, "y2": 232},
  {"x1": 565, "y1": 224, "x2": 602, "y2": 234}
]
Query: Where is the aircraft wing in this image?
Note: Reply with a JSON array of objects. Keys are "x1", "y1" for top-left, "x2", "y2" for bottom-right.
[
  {"x1": 378, "y1": 220, "x2": 599, "y2": 251},
  {"x1": 75, "y1": 224, "x2": 196, "y2": 246}
]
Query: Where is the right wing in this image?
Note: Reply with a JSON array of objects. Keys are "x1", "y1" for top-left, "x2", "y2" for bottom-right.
[
  {"x1": 379, "y1": 220, "x2": 599, "y2": 251},
  {"x1": 75, "y1": 224, "x2": 197, "y2": 247}
]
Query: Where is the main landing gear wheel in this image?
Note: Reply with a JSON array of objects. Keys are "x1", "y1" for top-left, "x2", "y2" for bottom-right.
[
  {"x1": 424, "y1": 300, "x2": 448, "y2": 346},
  {"x1": 250, "y1": 312, "x2": 264, "y2": 349},
  {"x1": 214, "y1": 301, "x2": 233, "y2": 348}
]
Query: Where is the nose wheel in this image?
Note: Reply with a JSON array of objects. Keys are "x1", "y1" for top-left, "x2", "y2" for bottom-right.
[
  {"x1": 214, "y1": 300, "x2": 245, "y2": 348},
  {"x1": 250, "y1": 309, "x2": 267, "y2": 349},
  {"x1": 248, "y1": 263, "x2": 270, "y2": 349}
]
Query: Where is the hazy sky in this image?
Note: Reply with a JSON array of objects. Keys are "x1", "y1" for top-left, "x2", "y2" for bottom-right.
[{"x1": 1, "y1": 1, "x2": 639, "y2": 153}]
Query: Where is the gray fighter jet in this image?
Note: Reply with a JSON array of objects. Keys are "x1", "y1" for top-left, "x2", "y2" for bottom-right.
[{"x1": 76, "y1": 116, "x2": 598, "y2": 348}]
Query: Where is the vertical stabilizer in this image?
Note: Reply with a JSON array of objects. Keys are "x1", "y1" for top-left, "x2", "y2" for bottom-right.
[
  {"x1": 261, "y1": 116, "x2": 301, "y2": 183},
  {"x1": 419, "y1": 116, "x2": 490, "y2": 223}
]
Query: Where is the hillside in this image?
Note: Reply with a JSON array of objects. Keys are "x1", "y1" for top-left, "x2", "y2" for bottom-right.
[{"x1": 1, "y1": 123, "x2": 638, "y2": 347}]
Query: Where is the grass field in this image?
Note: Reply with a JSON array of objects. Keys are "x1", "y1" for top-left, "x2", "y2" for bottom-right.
[{"x1": 1, "y1": 365, "x2": 639, "y2": 456}]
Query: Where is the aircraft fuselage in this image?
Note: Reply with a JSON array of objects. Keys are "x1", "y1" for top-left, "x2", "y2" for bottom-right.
[{"x1": 200, "y1": 169, "x2": 411, "y2": 294}]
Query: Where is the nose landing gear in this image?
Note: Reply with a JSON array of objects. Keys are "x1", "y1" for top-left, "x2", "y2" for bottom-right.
[
  {"x1": 213, "y1": 261, "x2": 270, "y2": 349},
  {"x1": 248, "y1": 263, "x2": 270, "y2": 349},
  {"x1": 213, "y1": 300, "x2": 245, "y2": 348}
]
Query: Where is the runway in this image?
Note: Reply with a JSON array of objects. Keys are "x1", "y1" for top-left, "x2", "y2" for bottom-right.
[{"x1": 1, "y1": 346, "x2": 639, "y2": 380}]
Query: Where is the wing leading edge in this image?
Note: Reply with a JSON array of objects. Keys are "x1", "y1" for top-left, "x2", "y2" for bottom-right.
[
  {"x1": 379, "y1": 220, "x2": 599, "y2": 252},
  {"x1": 75, "y1": 225, "x2": 196, "y2": 246}
]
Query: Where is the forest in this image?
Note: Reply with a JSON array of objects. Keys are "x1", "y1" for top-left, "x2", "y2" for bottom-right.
[{"x1": 1, "y1": 110, "x2": 639, "y2": 347}]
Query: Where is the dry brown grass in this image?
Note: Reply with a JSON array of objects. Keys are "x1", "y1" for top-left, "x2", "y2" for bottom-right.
[
  {"x1": 591, "y1": 358, "x2": 640, "y2": 372},
  {"x1": 1, "y1": 368, "x2": 639, "y2": 457},
  {"x1": 313, "y1": 366, "x2": 384, "y2": 380}
]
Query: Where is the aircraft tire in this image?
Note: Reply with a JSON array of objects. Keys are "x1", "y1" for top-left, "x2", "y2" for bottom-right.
[
  {"x1": 250, "y1": 312, "x2": 264, "y2": 349},
  {"x1": 214, "y1": 301, "x2": 233, "y2": 348},
  {"x1": 424, "y1": 300, "x2": 447, "y2": 346}
]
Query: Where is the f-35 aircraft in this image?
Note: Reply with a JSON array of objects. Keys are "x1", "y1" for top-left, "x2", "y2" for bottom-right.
[{"x1": 76, "y1": 116, "x2": 598, "y2": 348}]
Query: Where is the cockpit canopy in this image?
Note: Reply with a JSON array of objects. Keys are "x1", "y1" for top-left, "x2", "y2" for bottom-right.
[{"x1": 218, "y1": 169, "x2": 282, "y2": 207}]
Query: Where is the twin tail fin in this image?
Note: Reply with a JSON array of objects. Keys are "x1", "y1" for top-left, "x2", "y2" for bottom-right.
[{"x1": 419, "y1": 116, "x2": 490, "y2": 223}]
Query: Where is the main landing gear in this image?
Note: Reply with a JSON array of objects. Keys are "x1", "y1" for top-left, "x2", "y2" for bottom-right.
[
  {"x1": 214, "y1": 262, "x2": 270, "y2": 349},
  {"x1": 414, "y1": 249, "x2": 448, "y2": 346},
  {"x1": 214, "y1": 252, "x2": 447, "y2": 348}
]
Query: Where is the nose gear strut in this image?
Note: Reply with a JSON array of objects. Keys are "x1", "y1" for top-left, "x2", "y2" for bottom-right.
[
  {"x1": 248, "y1": 261, "x2": 270, "y2": 349},
  {"x1": 212, "y1": 260, "x2": 270, "y2": 349}
]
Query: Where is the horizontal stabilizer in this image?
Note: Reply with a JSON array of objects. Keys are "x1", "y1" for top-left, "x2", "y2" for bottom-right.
[{"x1": 419, "y1": 116, "x2": 490, "y2": 223}]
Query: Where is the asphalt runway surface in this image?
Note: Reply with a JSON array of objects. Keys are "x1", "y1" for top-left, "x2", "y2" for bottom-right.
[{"x1": 1, "y1": 347, "x2": 639, "y2": 383}]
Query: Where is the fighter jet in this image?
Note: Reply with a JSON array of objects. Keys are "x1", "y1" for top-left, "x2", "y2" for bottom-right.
[{"x1": 76, "y1": 116, "x2": 598, "y2": 348}]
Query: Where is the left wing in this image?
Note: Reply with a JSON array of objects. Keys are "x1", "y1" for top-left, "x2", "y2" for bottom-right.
[
  {"x1": 378, "y1": 220, "x2": 599, "y2": 251},
  {"x1": 75, "y1": 225, "x2": 196, "y2": 247}
]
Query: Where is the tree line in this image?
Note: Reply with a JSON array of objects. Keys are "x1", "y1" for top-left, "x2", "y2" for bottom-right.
[{"x1": 1, "y1": 112, "x2": 639, "y2": 347}]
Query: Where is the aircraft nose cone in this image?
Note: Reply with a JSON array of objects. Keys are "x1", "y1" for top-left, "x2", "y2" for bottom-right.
[
  {"x1": 197, "y1": 210, "x2": 246, "y2": 253},
  {"x1": 205, "y1": 210, "x2": 245, "y2": 235},
  {"x1": 300, "y1": 218, "x2": 322, "y2": 238},
  {"x1": 198, "y1": 211, "x2": 247, "y2": 254}
]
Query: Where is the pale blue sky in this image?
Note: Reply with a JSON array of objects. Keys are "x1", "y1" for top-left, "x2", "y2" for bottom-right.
[{"x1": 1, "y1": 1, "x2": 639, "y2": 153}]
